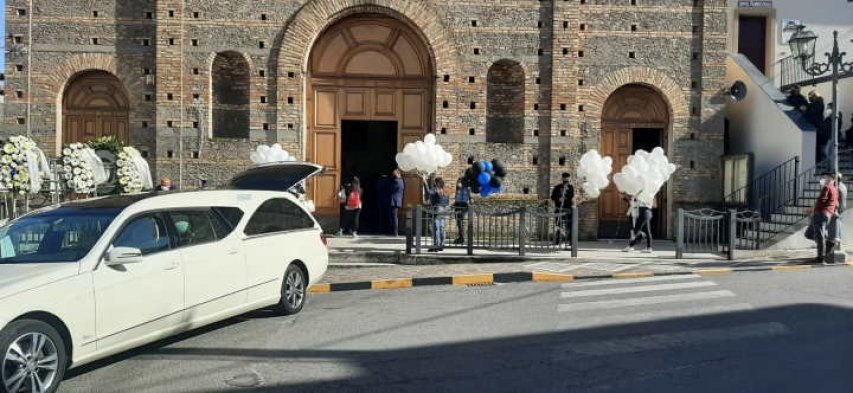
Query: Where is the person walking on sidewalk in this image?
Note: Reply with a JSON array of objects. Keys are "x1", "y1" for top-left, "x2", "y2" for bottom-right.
[
  {"x1": 807, "y1": 173, "x2": 839, "y2": 264},
  {"x1": 550, "y1": 173, "x2": 575, "y2": 245},
  {"x1": 341, "y1": 177, "x2": 363, "y2": 237},
  {"x1": 828, "y1": 173, "x2": 847, "y2": 264},
  {"x1": 624, "y1": 194, "x2": 654, "y2": 253},
  {"x1": 453, "y1": 177, "x2": 471, "y2": 244},
  {"x1": 426, "y1": 177, "x2": 450, "y2": 252}
]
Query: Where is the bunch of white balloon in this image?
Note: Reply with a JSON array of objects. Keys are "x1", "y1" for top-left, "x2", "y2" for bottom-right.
[
  {"x1": 395, "y1": 134, "x2": 453, "y2": 175},
  {"x1": 613, "y1": 147, "x2": 677, "y2": 205},
  {"x1": 576, "y1": 150, "x2": 613, "y2": 198},
  {"x1": 250, "y1": 144, "x2": 296, "y2": 164}
]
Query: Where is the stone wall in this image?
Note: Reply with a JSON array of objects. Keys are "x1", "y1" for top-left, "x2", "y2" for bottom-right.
[{"x1": 3, "y1": 0, "x2": 727, "y2": 238}]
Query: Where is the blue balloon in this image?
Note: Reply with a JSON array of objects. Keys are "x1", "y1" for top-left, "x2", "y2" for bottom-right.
[
  {"x1": 482, "y1": 161, "x2": 494, "y2": 172},
  {"x1": 478, "y1": 172, "x2": 491, "y2": 186}
]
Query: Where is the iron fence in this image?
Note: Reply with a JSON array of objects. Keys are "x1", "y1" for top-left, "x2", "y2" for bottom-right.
[
  {"x1": 408, "y1": 203, "x2": 578, "y2": 257},
  {"x1": 676, "y1": 208, "x2": 761, "y2": 260}
]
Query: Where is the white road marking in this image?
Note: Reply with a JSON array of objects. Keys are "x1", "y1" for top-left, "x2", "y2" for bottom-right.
[
  {"x1": 561, "y1": 274, "x2": 702, "y2": 288},
  {"x1": 560, "y1": 281, "x2": 717, "y2": 298},
  {"x1": 552, "y1": 322, "x2": 790, "y2": 361},
  {"x1": 557, "y1": 303, "x2": 755, "y2": 330},
  {"x1": 557, "y1": 290, "x2": 737, "y2": 312}
]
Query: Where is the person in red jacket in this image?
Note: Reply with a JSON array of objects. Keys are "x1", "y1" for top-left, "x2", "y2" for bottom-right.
[{"x1": 810, "y1": 173, "x2": 839, "y2": 264}]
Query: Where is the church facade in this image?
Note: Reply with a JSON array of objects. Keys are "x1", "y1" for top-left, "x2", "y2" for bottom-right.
[{"x1": 3, "y1": 0, "x2": 728, "y2": 237}]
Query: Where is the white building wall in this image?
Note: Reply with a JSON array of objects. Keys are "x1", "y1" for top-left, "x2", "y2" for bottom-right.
[
  {"x1": 727, "y1": 0, "x2": 853, "y2": 131},
  {"x1": 726, "y1": 54, "x2": 816, "y2": 176}
]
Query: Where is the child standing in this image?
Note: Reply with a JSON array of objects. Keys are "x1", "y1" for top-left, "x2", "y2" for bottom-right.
[
  {"x1": 342, "y1": 177, "x2": 362, "y2": 237},
  {"x1": 427, "y1": 177, "x2": 450, "y2": 252}
]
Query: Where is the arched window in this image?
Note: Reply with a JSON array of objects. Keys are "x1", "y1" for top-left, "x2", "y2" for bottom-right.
[
  {"x1": 211, "y1": 52, "x2": 250, "y2": 139},
  {"x1": 487, "y1": 60, "x2": 525, "y2": 143}
]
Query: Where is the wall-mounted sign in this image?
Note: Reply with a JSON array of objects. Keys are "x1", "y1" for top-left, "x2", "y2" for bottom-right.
[{"x1": 738, "y1": 0, "x2": 773, "y2": 7}]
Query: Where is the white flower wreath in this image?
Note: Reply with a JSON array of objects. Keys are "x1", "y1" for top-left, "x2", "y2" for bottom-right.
[
  {"x1": 0, "y1": 136, "x2": 50, "y2": 195},
  {"x1": 116, "y1": 146, "x2": 149, "y2": 194},
  {"x1": 60, "y1": 142, "x2": 105, "y2": 194}
]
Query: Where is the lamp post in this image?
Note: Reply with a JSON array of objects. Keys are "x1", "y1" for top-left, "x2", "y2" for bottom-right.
[{"x1": 788, "y1": 27, "x2": 853, "y2": 174}]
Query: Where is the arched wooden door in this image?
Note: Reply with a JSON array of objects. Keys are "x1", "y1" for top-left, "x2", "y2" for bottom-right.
[
  {"x1": 307, "y1": 15, "x2": 434, "y2": 224},
  {"x1": 599, "y1": 84, "x2": 670, "y2": 238},
  {"x1": 62, "y1": 70, "x2": 130, "y2": 145}
]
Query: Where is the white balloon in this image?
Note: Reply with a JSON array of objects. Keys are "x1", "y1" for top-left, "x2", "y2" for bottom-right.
[{"x1": 424, "y1": 133, "x2": 437, "y2": 145}]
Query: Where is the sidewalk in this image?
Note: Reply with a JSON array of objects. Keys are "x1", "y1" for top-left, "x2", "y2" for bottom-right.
[
  {"x1": 328, "y1": 235, "x2": 815, "y2": 265},
  {"x1": 319, "y1": 235, "x2": 826, "y2": 288}
]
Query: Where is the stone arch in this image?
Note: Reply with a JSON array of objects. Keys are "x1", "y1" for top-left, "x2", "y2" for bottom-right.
[
  {"x1": 277, "y1": 0, "x2": 458, "y2": 76},
  {"x1": 586, "y1": 67, "x2": 689, "y2": 135},
  {"x1": 487, "y1": 59, "x2": 526, "y2": 143},
  {"x1": 590, "y1": 67, "x2": 687, "y2": 240},
  {"x1": 62, "y1": 70, "x2": 130, "y2": 145},
  {"x1": 274, "y1": 0, "x2": 459, "y2": 141},
  {"x1": 210, "y1": 51, "x2": 252, "y2": 139},
  {"x1": 49, "y1": 54, "x2": 141, "y2": 154}
]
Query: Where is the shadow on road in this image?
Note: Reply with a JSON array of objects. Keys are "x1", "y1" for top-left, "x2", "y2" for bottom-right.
[{"x1": 65, "y1": 302, "x2": 853, "y2": 393}]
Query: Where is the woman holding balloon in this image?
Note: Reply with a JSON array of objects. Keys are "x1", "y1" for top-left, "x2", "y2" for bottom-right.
[{"x1": 426, "y1": 177, "x2": 450, "y2": 252}]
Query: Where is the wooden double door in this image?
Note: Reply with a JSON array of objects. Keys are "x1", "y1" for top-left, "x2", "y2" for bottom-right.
[
  {"x1": 306, "y1": 15, "x2": 434, "y2": 224},
  {"x1": 62, "y1": 70, "x2": 130, "y2": 145},
  {"x1": 308, "y1": 82, "x2": 432, "y2": 221},
  {"x1": 599, "y1": 126, "x2": 667, "y2": 239}
]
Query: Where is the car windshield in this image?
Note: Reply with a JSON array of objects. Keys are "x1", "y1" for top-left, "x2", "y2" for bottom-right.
[{"x1": 0, "y1": 207, "x2": 121, "y2": 264}]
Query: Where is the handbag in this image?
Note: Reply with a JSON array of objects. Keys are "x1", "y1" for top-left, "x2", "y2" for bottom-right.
[{"x1": 804, "y1": 223, "x2": 815, "y2": 241}]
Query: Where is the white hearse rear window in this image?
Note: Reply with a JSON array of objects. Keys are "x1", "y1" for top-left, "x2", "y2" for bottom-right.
[{"x1": 245, "y1": 198, "x2": 315, "y2": 235}]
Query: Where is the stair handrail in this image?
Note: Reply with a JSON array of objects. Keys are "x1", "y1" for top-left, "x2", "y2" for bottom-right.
[
  {"x1": 753, "y1": 156, "x2": 833, "y2": 247},
  {"x1": 723, "y1": 156, "x2": 800, "y2": 214}
]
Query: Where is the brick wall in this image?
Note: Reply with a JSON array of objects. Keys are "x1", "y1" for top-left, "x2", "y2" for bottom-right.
[{"x1": 3, "y1": 0, "x2": 728, "y2": 238}]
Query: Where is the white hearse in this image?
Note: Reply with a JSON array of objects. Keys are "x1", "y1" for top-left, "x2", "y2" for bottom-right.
[{"x1": 0, "y1": 163, "x2": 327, "y2": 393}]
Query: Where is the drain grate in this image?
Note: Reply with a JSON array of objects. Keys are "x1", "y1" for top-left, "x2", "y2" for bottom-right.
[
  {"x1": 225, "y1": 372, "x2": 264, "y2": 388},
  {"x1": 466, "y1": 283, "x2": 494, "y2": 287}
]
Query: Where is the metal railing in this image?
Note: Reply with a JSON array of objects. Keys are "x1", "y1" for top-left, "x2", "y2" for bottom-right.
[
  {"x1": 723, "y1": 156, "x2": 800, "y2": 217},
  {"x1": 676, "y1": 208, "x2": 761, "y2": 260},
  {"x1": 781, "y1": 55, "x2": 812, "y2": 88},
  {"x1": 408, "y1": 203, "x2": 578, "y2": 257}
]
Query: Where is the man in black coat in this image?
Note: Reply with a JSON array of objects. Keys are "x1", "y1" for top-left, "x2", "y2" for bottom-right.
[
  {"x1": 550, "y1": 173, "x2": 575, "y2": 245},
  {"x1": 387, "y1": 169, "x2": 406, "y2": 236}
]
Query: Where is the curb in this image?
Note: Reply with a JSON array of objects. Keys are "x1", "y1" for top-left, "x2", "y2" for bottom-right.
[{"x1": 309, "y1": 262, "x2": 853, "y2": 294}]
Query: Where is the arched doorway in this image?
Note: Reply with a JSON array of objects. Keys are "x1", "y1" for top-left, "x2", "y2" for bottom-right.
[
  {"x1": 599, "y1": 84, "x2": 670, "y2": 239},
  {"x1": 487, "y1": 59, "x2": 525, "y2": 144},
  {"x1": 211, "y1": 51, "x2": 251, "y2": 139},
  {"x1": 307, "y1": 14, "x2": 434, "y2": 231},
  {"x1": 62, "y1": 70, "x2": 130, "y2": 145}
]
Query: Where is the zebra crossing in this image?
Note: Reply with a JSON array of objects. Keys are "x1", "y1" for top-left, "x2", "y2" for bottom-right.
[{"x1": 553, "y1": 274, "x2": 791, "y2": 354}]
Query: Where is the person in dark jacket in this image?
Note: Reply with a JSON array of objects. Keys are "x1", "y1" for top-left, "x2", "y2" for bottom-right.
[
  {"x1": 550, "y1": 173, "x2": 575, "y2": 245},
  {"x1": 387, "y1": 169, "x2": 405, "y2": 236},
  {"x1": 846, "y1": 115, "x2": 853, "y2": 149},
  {"x1": 787, "y1": 86, "x2": 808, "y2": 113},
  {"x1": 453, "y1": 177, "x2": 471, "y2": 244},
  {"x1": 807, "y1": 92, "x2": 828, "y2": 162}
]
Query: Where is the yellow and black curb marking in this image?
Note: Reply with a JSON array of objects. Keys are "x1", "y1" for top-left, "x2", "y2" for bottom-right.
[{"x1": 309, "y1": 262, "x2": 853, "y2": 294}]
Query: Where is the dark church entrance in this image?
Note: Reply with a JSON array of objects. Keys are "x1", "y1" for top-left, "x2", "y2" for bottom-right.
[{"x1": 341, "y1": 120, "x2": 399, "y2": 234}]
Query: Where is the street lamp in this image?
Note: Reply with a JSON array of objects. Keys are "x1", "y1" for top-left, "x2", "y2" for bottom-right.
[{"x1": 788, "y1": 27, "x2": 853, "y2": 173}]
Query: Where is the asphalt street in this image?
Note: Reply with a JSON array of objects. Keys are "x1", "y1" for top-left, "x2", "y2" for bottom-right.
[{"x1": 59, "y1": 268, "x2": 853, "y2": 393}]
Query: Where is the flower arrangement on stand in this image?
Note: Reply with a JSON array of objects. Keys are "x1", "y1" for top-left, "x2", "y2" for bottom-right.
[
  {"x1": 88, "y1": 136, "x2": 153, "y2": 195},
  {"x1": 116, "y1": 147, "x2": 146, "y2": 194},
  {"x1": 0, "y1": 136, "x2": 50, "y2": 195},
  {"x1": 61, "y1": 143, "x2": 99, "y2": 195}
]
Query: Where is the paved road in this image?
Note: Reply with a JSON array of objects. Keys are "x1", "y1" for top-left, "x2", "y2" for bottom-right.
[{"x1": 60, "y1": 268, "x2": 853, "y2": 393}]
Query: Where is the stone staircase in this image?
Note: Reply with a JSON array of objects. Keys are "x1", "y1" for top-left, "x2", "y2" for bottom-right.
[{"x1": 740, "y1": 150, "x2": 853, "y2": 248}]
